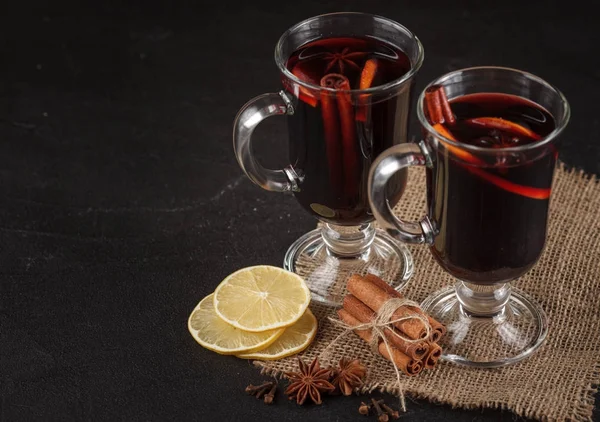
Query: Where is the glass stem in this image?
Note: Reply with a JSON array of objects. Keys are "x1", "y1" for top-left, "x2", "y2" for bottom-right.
[
  {"x1": 321, "y1": 223, "x2": 375, "y2": 258},
  {"x1": 455, "y1": 281, "x2": 512, "y2": 318}
]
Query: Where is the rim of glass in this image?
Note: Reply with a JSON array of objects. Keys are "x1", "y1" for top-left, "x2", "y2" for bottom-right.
[
  {"x1": 417, "y1": 66, "x2": 571, "y2": 154},
  {"x1": 274, "y1": 12, "x2": 424, "y2": 94}
]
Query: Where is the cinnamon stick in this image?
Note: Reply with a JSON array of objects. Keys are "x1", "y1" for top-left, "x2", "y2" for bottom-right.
[
  {"x1": 364, "y1": 274, "x2": 446, "y2": 343},
  {"x1": 337, "y1": 309, "x2": 423, "y2": 376},
  {"x1": 342, "y1": 294, "x2": 430, "y2": 360},
  {"x1": 437, "y1": 86, "x2": 455, "y2": 125},
  {"x1": 347, "y1": 275, "x2": 428, "y2": 340},
  {"x1": 333, "y1": 76, "x2": 360, "y2": 198},
  {"x1": 424, "y1": 86, "x2": 444, "y2": 125},
  {"x1": 424, "y1": 342, "x2": 442, "y2": 369},
  {"x1": 320, "y1": 75, "x2": 343, "y2": 193},
  {"x1": 424, "y1": 85, "x2": 454, "y2": 125}
]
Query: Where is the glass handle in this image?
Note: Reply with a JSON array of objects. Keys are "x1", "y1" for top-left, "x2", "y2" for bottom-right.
[
  {"x1": 233, "y1": 90, "x2": 298, "y2": 192},
  {"x1": 368, "y1": 141, "x2": 435, "y2": 244}
]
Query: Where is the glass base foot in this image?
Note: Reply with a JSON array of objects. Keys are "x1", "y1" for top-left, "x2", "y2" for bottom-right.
[
  {"x1": 283, "y1": 227, "x2": 414, "y2": 306},
  {"x1": 421, "y1": 285, "x2": 548, "y2": 368}
]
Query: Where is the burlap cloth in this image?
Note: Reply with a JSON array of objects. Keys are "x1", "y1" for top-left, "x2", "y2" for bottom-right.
[{"x1": 257, "y1": 164, "x2": 600, "y2": 422}]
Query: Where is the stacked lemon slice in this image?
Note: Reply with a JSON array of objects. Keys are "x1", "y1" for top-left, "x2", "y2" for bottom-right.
[{"x1": 188, "y1": 266, "x2": 317, "y2": 360}]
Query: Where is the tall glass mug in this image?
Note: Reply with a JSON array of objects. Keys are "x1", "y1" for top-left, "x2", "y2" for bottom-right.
[
  {"x1": 233, "y1": 13, "x2": 424, "y2": 304},
  {"x1": 369, "y1": 67, "x2": 570, "y2": 367}
]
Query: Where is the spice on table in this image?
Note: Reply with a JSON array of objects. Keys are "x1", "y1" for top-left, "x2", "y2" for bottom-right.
[
  {"x1": 245, "y1": 381, "x2": 275, "y2": 400},
  {"x1": 381, "y1": 401, "x2": 400, "y2": 419},
  {"x1": 371, "y1": 398, "x2": 389, "y2": 422},
  {"x1": 330, "y1": 357, "x2": 367, "y2": 396},
  {"x1": 359, "y1": 398, "x2": 399, "y2": 419},
  {"x1": 285, "y1": 357, "x2": 335, "y2": 405},
  {"x1": 358, "y1": 401, "x2": 371, "y2": 415},
  {"x1": 263, "y1": 383, "x2": 277, "y2": 404}
]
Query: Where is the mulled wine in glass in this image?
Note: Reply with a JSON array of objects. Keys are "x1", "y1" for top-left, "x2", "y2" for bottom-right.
[
  {"x1": 233, "y1": 13, "x2": 424, "y2": 304},
  {"x1": 369, "y1": 67, "x2": 570, "y2": 367}
]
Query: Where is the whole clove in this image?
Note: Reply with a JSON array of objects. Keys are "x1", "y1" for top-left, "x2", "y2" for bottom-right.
[
  {"x1": 371, "y1": 398, "x2": 389, "y2": 422},
  {"x1": 358, "y1": 401, "x2": 371, "y2": 415},
  {"x1": 381, "y1": 402, "x2": 400, "y2": 419},
  {"x1": 263, "y1": 383, "x2": 277, "y2": 405},
  {"x1": 245, "y1": 382, "x2": 275, "y2": 401}
]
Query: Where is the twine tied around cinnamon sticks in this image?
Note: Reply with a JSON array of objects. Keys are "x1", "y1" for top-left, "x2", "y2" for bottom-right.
[
  {"x1": 325, "y1": 298, "x2": 429, "y2": 411},
  {"x1": 319, "y1": 274, "x2": 446, "y2": 412},
  {"x1": 328, "y1": 296, "x2": 431, "y2": 351}
]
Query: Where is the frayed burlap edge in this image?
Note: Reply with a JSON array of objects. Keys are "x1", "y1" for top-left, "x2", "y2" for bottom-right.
[{"x1": 255, "y1": 164, "x2": 600, "y2": 422}]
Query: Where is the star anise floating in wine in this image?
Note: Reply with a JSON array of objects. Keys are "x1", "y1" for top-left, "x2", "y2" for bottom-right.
[
  {"x1": 330, "y1": 357, "x2": 367, "y2": 396},
  {"x1": 285, "y1": 357, "x2": 335, "y2": 405},
  {"x1": 323, "y1": 47, "x2": 368, "y2": 74}
]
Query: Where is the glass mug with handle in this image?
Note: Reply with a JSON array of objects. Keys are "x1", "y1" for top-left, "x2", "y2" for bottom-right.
[
  {"x1": 369, "y1": 66, "x2": 570, "y2": 367},
  {"x1": 233, "y1": 12, "x2": 424, "y2": 305}
]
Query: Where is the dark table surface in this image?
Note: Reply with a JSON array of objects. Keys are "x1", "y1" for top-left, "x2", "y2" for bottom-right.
[{"x1": 1, "y1": 1, "x2": 598, "y2": 421}]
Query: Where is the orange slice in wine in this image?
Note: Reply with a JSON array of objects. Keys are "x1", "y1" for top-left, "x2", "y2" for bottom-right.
[
  {"x1": 290, "y1": 63, "x2": 320, "y2": 107},
  {"x1": 465, "y1": 166, "x2": 551, "y2": 200},
  {"x1": 465, "y1": 117, "x2": 542, "y2": 141},
  {"x1": 431, "y1": 124, "x2": 550, "y2": 200},
  {"x1": 432, "y1": 124, "x2": 485, "y2": 166},
  {"x1": 356, "y1": 58, "x2": 378, "y2": 122}
]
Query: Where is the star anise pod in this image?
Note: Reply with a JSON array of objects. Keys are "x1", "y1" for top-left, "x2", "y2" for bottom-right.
[
  {"x1": 323, "y1": 47, "x2": 368, "y2": 73},
  {"x1": 284, "y1": 357, "x2": 335, "y2": 405},
  {"x1": 330, "y1": 358, "x2": 367, "y2": 396}
]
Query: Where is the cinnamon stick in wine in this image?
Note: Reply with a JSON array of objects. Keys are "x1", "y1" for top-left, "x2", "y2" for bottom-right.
[
  {"x1": 337, "y1": 309, "x2": 423, "y2": 376},
  {"x1": 347, "y1": 275, "x2": 428, "y2": 340},
  {"x1": 342, "y1": 294, "x2": 430, "y2": 360},
  {"x1": 364, "y1": 274, "x2": 447, "y2": 342},
  {"x1": 424, "y1": 86, "x2": 445, "y2": 125},
  {"x1": 437, "y1": 86, "x2": 455, "y2": 125},
  {"x1": 334, "y1": 76, "x2": 360, "y2": 198},
  {"x1": 320, "y1": 75, "x2": 343, "y2": 192},
  {"x1": 424, "y1": 85, "x2": 455, "y2": 125}
]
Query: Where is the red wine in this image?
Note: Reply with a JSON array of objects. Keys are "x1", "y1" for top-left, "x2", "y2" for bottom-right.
[
  {"x1": 426, "y1": 93, "x2": 556, "y2": 284},
  {"x1": 285, "y1": 37, "x2": 412, "y2": 225}
]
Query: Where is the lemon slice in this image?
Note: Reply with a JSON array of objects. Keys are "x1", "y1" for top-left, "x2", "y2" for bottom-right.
[
  {"x1": 213, "y1": 265, "x2": 310, "y2": 332},
  {"x1": 188, "y1": 293, "x2": 284, "y2": 355},
  {"x1": 237, "y1": 308, "x2": 317, "y2": 360}
]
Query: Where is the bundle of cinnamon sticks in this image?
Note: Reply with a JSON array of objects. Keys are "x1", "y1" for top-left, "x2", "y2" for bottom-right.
[{"x1": 337, "y1": 274, "x2": 446, "y2": 376}]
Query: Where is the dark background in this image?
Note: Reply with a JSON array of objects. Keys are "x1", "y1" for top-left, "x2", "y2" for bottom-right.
[{"x1": 1, "y1": 1, "x2": 597, "y2": 421}]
